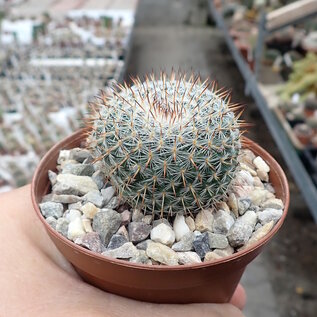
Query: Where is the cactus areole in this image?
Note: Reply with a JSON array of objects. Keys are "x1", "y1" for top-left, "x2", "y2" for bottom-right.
[{"x1": 87, "y1": 73, "x2": 243, "y2": 216}]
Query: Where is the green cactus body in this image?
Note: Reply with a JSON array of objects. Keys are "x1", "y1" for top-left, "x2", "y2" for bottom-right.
[{"x1": 87, "y1": 73, "x2": 242, "y2": 216}]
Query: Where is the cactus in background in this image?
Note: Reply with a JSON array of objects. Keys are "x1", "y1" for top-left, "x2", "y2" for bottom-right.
[{"x1": 87, "y1": 72, "x2": 243, "y2": 216}]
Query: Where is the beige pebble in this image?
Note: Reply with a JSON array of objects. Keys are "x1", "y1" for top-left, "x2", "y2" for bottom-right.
[
  {"x1": 116, "y1": 225, "x2": 129, "y2": 241},
  {"x1": 142, "y1": 215, "x2": 153, "y2": 225},
  {"x1": 81, "y1": 202, "x2": 99, "y2": 219},
  {"x1": 146, "y1": 242, "x2": 178, "y2": 265},
  {"x1": 82, "y1": 218, "x2": 93, "y2": 233},
  {"x1": 204, "y1": 251, "x2": 222, "y2": 262},
  {"x1": 185, "y1": 216, "x2": 196, "y2": 231},
  {"x1": 195, "y1": 209, "x2": 214, "y2": 232},
  {"x1": 257, "y1": 169, "x2": 269, "y2": 182},
  {"x1": 227, "y1": 193, "x2": 239, "y2": 217},
  {"x1": 237, "y1": 149, "x2": 256, "y2": 166},
  {"x1": 253, "y1": 176, "x2": 264, "y2": 188},
  {"x1": 239, "y1": 163, "x2": 257, "y2": 176},
  {"x1": 216, "y1": 201, "x2": 230, "y2": 212}
]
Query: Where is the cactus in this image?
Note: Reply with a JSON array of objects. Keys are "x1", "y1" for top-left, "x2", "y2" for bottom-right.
[{"x1": 87, "y1": 72, "x2": 243, "y2": 216}]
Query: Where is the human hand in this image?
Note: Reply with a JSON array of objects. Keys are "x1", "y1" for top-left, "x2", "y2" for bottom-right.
[{"x1": 0, "y1": 185, "x2": 246, "y2": 317}]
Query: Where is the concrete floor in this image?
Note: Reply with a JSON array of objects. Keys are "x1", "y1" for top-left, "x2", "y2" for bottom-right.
[{"x1": 126, "y1": 1, "x2": 317, "y2": 316}]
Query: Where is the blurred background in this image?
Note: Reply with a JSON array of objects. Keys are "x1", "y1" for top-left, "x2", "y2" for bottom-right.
[{"x1": 0, "y1": 0, "x2": 316, "y2": 316}]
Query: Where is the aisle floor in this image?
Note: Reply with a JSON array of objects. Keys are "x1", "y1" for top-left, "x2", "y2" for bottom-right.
[{"x1": 126, "y1": 1, "x2": 317, "y2": 317}]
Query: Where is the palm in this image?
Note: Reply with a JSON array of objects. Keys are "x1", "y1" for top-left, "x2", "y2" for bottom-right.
[{"x1": 0, "y1": 185, "x2": 245, "y2": 317}]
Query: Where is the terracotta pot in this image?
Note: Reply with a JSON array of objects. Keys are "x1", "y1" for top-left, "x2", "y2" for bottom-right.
[{"x1": 31, "y1": 130, "x2": 289, "y2": 304}]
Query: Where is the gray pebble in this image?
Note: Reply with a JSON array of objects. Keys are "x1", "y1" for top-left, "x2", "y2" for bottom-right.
[
  {"x1": 107, "y1": 234, "x2": 128, "y2": 250},
  {"x1": 39, "y1": 201, "x2": 63, "y2": 219},
  {"x1": 248, "y1": 205, "x2": 260, "y2": 213},
  {"x1": 53, "y1": 174, "x2": 98, "y2": 196},
  {"x1": 136, "y1": 239, "x2": 151, "y2": 251},
  {"x1": 128, "y1": 222, "x2": 151, "y2": 243},
  {"x1": 153, "y1": 218, "x2": 172, "y2": 228},
  {"x1": 130, "y1": 250, "x2": 152, "y2": 265},
  {"x1": 48, "y1": 170, "x2": 57, "y2": 186},
  {"x1": 51, "y1": 194, "x2": 82, "y2": 204},
  {"x1": 193, "y1": 232, "x2": 210, "y2": 259},
  {"x1": 171, "y1": 232, "x2": 194, "y2": 252},
  {"x1": 68, "y1": 202, "x2": 82, "y2": 210},
  {"x1": 238, "y1": 198, "x2": 252, "y2": 215},
  {"x1": 255, "y1": 223, "x2": 263, "y2": 230},
  {"x1": 56, "y1": 218, "x2": 69, "y2": 237},
  {"x1": 92, "y1": 209, "x2": 122, "y2": 245},
  {"x1": 227, "y1": 210, "x2": 257, "y2": 248},
  {"x1": 46, "y1": 216, "x2": 57, "y2": 229},
  {"x1": 240, "y1": 210, "x2": 258, "y2": 228},
  {"x1": 213, "y1": 210, "x2": 235, "y2": 234},
  {"x1": 102, "y1": 242, "x2": 139, "y2": 259},
  {"x1": 207, "y1": 232, "x2": 229, "y2": 249},
  {"x1": 69, "y1": 148, "x2": 92, "y2": 163},
  {"x1": 62, "y1": 163, "x2": 95, "y2": 177},
  {"x1": 101, "y1": 187, "x2": 115, "y2": 205},
  {"x1": 227, "y1": 222, "x2": 254, "y2": 248},
  {"x1": 257, "y1": 208, "x2": 283, "y2": 225},
  {"x1": 83, "y1": 190, "x2": 104, "y2": 208},
  {"x1": 92, "y1": 170, "x2": 105, "y2": 190},
  {"x1": 105, "y1": 196, "x2": 120, "y2": 210}
]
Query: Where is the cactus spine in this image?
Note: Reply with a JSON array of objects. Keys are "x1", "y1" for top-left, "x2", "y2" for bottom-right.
[{"x1": 87, "y1": 72, "x2": 243, "y2": 216}]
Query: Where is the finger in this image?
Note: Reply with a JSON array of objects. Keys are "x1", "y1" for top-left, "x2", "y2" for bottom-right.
[{"x1": 230, "y1": 284, "x2": 246, "y2": 310}]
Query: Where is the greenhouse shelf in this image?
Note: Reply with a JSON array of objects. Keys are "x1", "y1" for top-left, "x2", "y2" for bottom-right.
[{"x1": 208, "y1": 0, "x2": 317, "y2": 222}]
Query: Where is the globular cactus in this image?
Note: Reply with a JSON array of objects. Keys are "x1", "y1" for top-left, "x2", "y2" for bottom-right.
[{"x1": 87, "y1": 72, "x2": 243, "y2": 216}]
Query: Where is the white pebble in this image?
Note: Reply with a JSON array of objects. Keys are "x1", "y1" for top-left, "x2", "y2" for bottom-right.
[
  {"x1": 67, "y1": 217, "x2": 85, "y2": 241},
  {"x1": 253, "y1": 156, "x2": 270, "y2": 173},
  {"x1": 150, "y1": 223, "x2": 175, "y2": 245},
  {"x1": 173, "y1": 214, "x2": 191, "y2": 241},
  {"x1": 65, "y1": 209, "x2": 82, "y2": 222}
]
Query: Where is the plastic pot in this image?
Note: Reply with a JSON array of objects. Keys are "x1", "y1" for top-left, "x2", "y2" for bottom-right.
[{"x1": 31, "y1": 129, "x2": 289, "y2": 304}]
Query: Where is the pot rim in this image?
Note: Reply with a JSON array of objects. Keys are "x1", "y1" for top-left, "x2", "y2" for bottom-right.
[{"x1": 31, "y1": 129, "x2": 289, "y2": 271}]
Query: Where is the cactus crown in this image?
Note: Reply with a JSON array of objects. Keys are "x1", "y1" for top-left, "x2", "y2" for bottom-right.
[{"x1": 87, "y1": 72, "x2": 243, "y2": 216}]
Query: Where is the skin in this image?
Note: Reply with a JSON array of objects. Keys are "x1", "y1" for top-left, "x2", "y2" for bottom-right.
[{"x1": 0, "y1": 185, "x2": 246, "y2": 317}]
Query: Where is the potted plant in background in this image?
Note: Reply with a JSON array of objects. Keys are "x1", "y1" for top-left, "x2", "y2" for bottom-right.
[{"x1": 31, "y1": 72, "x2": 289, "y2": 304}]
